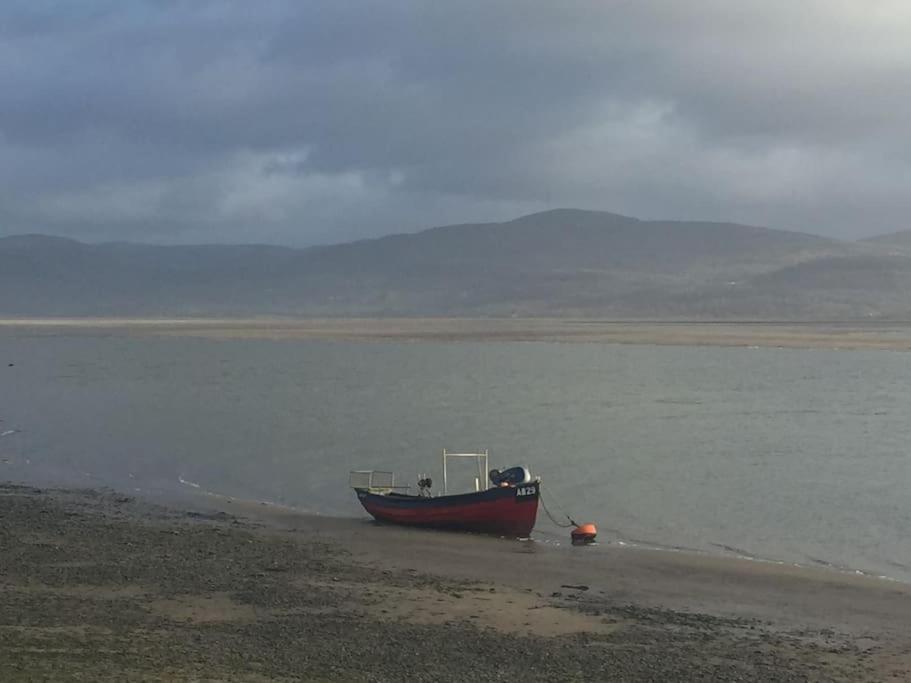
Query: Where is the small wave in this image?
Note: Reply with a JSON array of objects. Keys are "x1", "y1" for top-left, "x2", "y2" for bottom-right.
[
  {"x1": 803, "y1": 555, "x2": 902, "y2": 583},
  {"x1": 805, "y1": 555, "x2": 840, "y2": 569},
  {"x1": 884, "y1": 558, "x2": 911, "y2": 573},
  {"x1": 803, "y1": 554, "x2": 872, "y2": 576},
  {"x1": 624, "y1": 537, "x2": 703, "y2": 554},
  {"x1": 171, "y1": 478, "x2": 327, "y2": 518},
  {"x1": 545, "y1": 523, "x2": 909, "y2": 585},
  {"x1": 711, "y1": 542, "x2": 757, "y2": 558}
]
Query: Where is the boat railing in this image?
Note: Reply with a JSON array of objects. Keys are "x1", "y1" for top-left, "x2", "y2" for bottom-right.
[
  {"x1": 442, "y1": 449, "x2": 489, "y2": 495},
  {"x1": 348, "y1": 470, "x2": 410, "y2": 493}
]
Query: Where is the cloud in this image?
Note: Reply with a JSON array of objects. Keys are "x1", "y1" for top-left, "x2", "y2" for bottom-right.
[{"x1": 1, "y1": 0, "x2": 909, "y2": 243}]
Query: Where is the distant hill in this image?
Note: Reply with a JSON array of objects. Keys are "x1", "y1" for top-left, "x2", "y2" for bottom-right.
[
  {"x1": 0, "y1": 234, "x2": 83, "y2": 250},
  {"x1": 1, "y1": 209, "x2": 910, "y2": 319},
  {"x1": 861, "y1": 230, "x2": 911, "y2": 251}
]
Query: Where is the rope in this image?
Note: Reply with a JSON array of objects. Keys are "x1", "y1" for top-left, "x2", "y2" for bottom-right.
[
  {"x1": 539, "y1": 488, "x2": 577, "y2": 528},
  {"x1": 541, "y1": 486, "x2": 628, "y2": 539}
]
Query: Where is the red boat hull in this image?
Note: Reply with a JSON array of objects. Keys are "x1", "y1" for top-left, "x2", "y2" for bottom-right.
[{"x1": 355, "y1": 482, "x2": 539, "y2": 537}]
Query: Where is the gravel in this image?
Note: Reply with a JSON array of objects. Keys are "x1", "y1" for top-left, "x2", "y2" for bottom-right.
[{"x1": 0, "y1": 483, "x2": 878, "y2": 681}]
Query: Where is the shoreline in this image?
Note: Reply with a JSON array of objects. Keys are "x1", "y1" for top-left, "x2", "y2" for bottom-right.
[
  {"x1": 3, "y1": 482, "x2": 911, "y2": 680},
  {"x1": 176, "y1": 478, "x2": 908, "y2": 588},
  {"x1": 4, "y1": 316, "x2": 911, "y2": 350}
]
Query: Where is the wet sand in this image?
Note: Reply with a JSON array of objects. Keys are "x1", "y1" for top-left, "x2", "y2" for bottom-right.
[
  {"x1": 3, "y1": 317, "x2": 911, "y2": 350},
  {"x1": 3, "y1": 483, "x2": 911, "y2": 681}
]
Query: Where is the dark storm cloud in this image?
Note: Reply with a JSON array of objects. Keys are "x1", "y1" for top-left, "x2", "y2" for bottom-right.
[{"x1": 1, "y1": 0, "x2": 909, "y2": 244}]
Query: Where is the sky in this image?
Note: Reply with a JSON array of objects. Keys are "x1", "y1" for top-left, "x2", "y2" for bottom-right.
[{"x1": 1, "y1": 0, "x2": 910, "y2": 245}]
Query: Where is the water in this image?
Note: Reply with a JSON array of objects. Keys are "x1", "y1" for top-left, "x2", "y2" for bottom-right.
[{"x1": 2, "y1": 331, "x2": 911, "y2": 582}]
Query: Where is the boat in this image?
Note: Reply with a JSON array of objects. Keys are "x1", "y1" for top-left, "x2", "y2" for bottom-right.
[{"x1": 350, "y1": 449, "x2": 540, "y2": 537}]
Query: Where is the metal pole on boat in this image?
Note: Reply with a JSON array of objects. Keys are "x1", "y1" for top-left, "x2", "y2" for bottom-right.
[{"x1": 442, "y1": 448, "x2": 448, "y2": 495}]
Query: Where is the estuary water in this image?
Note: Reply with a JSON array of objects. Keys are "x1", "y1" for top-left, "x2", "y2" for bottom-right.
[{"x1": 2, "y1": 330, "x2": 910, "y2": 582}]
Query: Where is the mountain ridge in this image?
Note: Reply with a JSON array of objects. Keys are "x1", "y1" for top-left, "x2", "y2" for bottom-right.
[
  {"x1": 1, "y1": 209, "x2": 909, "y2": 319},
  {"x1": 0, "y1": 208, "x2": 852, "y2": 250},
  {"x1": 861, "y1": 230, "x2": 911, "y2": 250}
]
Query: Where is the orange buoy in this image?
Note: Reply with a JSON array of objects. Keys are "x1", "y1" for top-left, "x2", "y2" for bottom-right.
[{"x1": 570, "y1": 523, "x2": 598, "y2": 545}]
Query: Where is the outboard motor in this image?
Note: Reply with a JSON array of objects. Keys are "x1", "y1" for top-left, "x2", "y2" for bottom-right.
[{"x1": 489, "y1": 466, "x2": 532, "y2": 487}]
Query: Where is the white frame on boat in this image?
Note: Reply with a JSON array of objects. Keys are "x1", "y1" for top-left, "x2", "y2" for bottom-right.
[
  {"x1": 348, "y1": 470, "x2": 410, "y2": 493},
  {"x1": 441, "y1": 449, "x2": 489, "y2": 495}
]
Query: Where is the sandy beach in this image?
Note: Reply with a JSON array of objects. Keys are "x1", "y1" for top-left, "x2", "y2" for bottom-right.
[
  {"x1": 2, "y1": 483, "x2": 910, "y2": 681},
  {"x1": 3, "y1": 317, "x2": 911, "y2": 351}
]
